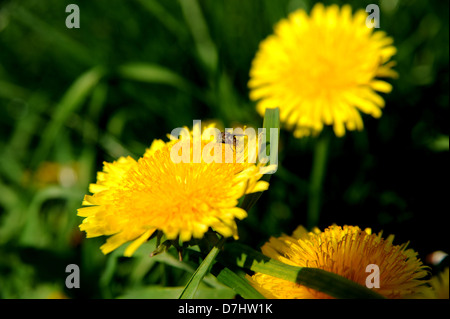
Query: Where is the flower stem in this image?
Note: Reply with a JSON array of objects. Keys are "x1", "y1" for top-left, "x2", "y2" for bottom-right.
[{"x1": 307, "y1": 132, "x2": 330, "y2": 229}]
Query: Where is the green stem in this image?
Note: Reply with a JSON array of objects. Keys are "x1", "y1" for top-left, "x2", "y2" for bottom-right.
[
  {"x1": 178, "y1": 236, "x2": 226, "y2": 299},
  {"x1": 307, "y1": 132, "x2": 330, "y2": 229}
]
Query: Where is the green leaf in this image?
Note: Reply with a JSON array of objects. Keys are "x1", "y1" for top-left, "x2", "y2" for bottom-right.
[
  {"x1": 215, "y1": 267, "x2": 266, "y2": 299},
  {"x1": 222, "y1": 243, "x2": 385, "y2": 299},
  {"x1": 12, "y1": 7, "x2": 94, "y2": 66},
  {"x1": 19, "y1": 186, "x2": 83, "y2": 248},
  {"x1": 178, "y1": 237, "x2": 225, "y2": 299},
  {"x1": 262, "y1": 107, "x2": 281, "y2": 144},
  {"x1": 179, "y1": 0, "x2": 218, "y2": 72},
  {"x1": 136, "y1": 0, "x2": 188, "y2": 39},
  {"x1": 118, "y1": 63, "x2": 191, "y2": 91},
  {"x1": 31, "y1": 66, "x2": 104, "y2": 166},
  {"x1": 240, "y1": 107, "x2": 280, "y2": 212},
  {"x1": 0, "y1": 80, "x2": 28, "y2": 100},
  {"x1": 118, "y1": 63, "x2": 209, "y2": 104}
]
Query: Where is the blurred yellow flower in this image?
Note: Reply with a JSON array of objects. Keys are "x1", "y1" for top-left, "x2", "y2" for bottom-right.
[
  {"x1": 77, "y1": 124, "x2": 270, "y2": 257},
  {"x1": 249, "y1": 3, "x2": 397, "y2": 138},
  {"x1": 22, "y1": 161, "x2": 79, "y2": 188},
  {"x1": 425, "y1": 268, "x2": 449, "y2": 299},
  {"x1": 247, "y1": 225, "x2": 430, "y2": 299}
]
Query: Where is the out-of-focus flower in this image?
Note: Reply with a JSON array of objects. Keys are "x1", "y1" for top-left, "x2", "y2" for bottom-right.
[
  {"x1": 249, "y1": 3, "x2": 397, "y2": 138},
  {"x1": 425, "y1": 268, "x2": 449, "y2": 299},
  {"x1": 23, "y1": 161, "x2": 79, "y2": 188}
]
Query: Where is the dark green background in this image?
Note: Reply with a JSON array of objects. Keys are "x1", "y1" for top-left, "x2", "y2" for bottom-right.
[{"x1": 0, "y1": 0, "x2": 448, "y2": 298}]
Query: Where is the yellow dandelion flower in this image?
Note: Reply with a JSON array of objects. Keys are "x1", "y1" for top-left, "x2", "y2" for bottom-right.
[
  {"x1": 248, "y1": 225, "x2": 430, "y2": 299},
  {"x1": 77, "y1": 124, "x2": 270, "y2": 257},
  {"x1": 249, "y1": 3, "x2": 397, "y2": 138}
]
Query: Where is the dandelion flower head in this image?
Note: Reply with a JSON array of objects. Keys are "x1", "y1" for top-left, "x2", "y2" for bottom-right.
[
  {"x1": 77, "y1": 123, "x2": 270, "y2": 256},
  {"x1": 248, "y1": 225, "x2": 430, "y2": 299},
  {"x1": 249, "y1": 3, "x2": 398, "y2": 138}
]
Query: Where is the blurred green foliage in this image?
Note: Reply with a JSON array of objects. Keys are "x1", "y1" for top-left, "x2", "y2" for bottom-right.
[{"x1": 0, "y1": 0, "x2": 448, "y2": 298}]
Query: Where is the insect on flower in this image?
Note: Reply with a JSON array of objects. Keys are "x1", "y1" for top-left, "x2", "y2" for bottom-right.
[
  {"x1": 220, "y1": 131, "x2": 240, "y2": 149},
  {"x1": 219, "y1": 130, "x2": 263, "y2": 149}
]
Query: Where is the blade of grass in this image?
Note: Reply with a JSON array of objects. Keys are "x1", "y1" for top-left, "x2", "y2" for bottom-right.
[
  {"x1": 118, "y1": 62, "x2": 210, "y2": 104},
  {"x1": 136, "y1": 0, "x2": 188, "y2": 39},
  {"x1": 262, "y1": 107, "x2": 281, "y2": 144},
  {"x1": 179, "y1": 236, "x2": 225, "y2": 299},
  {"x1": 221, "y1": 242, "x2": 385, "y2": 299},
  {"x1": 19, "y1": 186, "x2": 84, "y2": 248},
  {"x1": 0, "y1": 81, "x2": 29, "y2": 100},
  {"x1": 31, "y1": 66, "x2": 104, "y2": 166},
  {"x1": 0, "y1": 181, "x2": 26, "y2": 243},
  {"x1": 118, "y1": 62, "x2": 191, "y2": 92},
  {"x1": 240, "y1": 107, "x2": 280, "y2": 212},
  {"x1": 215, "y1": 72, "x2": 255, "y2": 124},
  {"x1": 4, "y1": 93, "x2": 51, "y2": 166},
  {"x1": 179, "y1": 0, "x2": 218, "y2": 73},
  {"x1": 12, "y1": 6, "x2": 94, "y2": 66},
  {"x1": 215, "y1": 267, "x2": 266, "y2": 299},
  {"x1": 0, "y1": 147, "x2": 26, "y2": 185}
]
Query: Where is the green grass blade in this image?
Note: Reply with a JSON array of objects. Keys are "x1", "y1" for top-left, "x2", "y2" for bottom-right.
[
  {"x1": 179, "y1": 237, "x2": 225, "y2": 299},
  {"x1": 0, "y1": 147, "x2": 26, "y2": 185},
  {"x1": 12, "y1": 7, "x2": 94, "y2": 66},
  {"x1": 215, "y1": 267, "x2": 266, "y2": 299},
  {"x1": 240, "y1": 107, "x2": 280, "y2": 212},
  {"x1": 222, "y1": 243, "x2": 385, "y2": 299},
  {"x1": 136, "y1": 0, "x2": 188, "y2": 39},
  {"x1": 118, "y1": 62, "x2": 210, "y2": 104},
  {"x1": 31, "y1": 66, "x2": 104, "y2": 166},
  {"x1": 19, "y1": 186, "x2": 83, "y2": 248},
  {"x1": 262, "y1": 107, "x2": 281, "y2": 142},
  {"x1": 118, "y1": 62, "x2": 191, "y2": 92},
  {"x1": 179, "y1": 0, "x2": 218, "y2": 72},
  {"x1": 0, "y1": 81, "x2": 28, "y2": 100}
]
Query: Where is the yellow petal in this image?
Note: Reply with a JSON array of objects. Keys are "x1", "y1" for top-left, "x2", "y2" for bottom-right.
[
  {"x1": 370, "y1": 80, "x2": 393, "y2": 93},
  {"x1": 124, "y1": 229, "x2": 156, "y2": 257}
]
